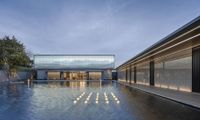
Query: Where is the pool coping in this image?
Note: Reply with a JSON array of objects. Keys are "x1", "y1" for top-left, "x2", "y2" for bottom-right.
[
  {"x1": 113, "y1": 81, "x2": 200, "y2": 110},
  {"x1": 32, "y1": 80, "x2": 104, "y2": 82}
]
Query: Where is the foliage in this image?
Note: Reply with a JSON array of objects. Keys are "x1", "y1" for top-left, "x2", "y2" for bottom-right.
[{"x1": 0, "y1": 36, "x2": 31, "y2": 69}]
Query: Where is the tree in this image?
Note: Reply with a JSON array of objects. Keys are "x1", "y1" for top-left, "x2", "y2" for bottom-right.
[{"x1": 0, "y1": 36, "x2": 31, "y2": 70}]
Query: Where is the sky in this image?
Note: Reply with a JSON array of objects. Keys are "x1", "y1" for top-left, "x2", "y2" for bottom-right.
[{"x1": 0, "y1": 0, "x2": 200, "y2": 66}]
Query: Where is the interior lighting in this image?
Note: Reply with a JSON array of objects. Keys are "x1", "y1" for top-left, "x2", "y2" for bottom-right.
[{"x1": 73, "y1": 100, "x2": 77, "y2": 104}]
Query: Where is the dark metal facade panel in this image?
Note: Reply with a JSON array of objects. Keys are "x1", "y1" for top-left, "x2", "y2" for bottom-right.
[
  {"x1": 126, "y1": 68, "x2": 128, "y2": 82},
  {"x1": 134, "y1": 66, "x2": 136, "y2": 83},
  {"x1": 129, "y1": 65, "x2": 132, "y2": 83},
  {"x1": 150, "y1": 61, "x2": 155, "y2": 86},
  {"x1": 192, "y1": 46, "x2": 200, "y2": 92}
]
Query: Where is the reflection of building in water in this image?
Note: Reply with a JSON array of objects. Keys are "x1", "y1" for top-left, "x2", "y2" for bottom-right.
[
  {"x1": 86, "y1": 81, "x2": 102, "y2": 87},
  {"x1": 69, "y1": 81, "x2": 86, "y2": 88},
  {"x1": 33, "y1": 55, "x2": 115, "y2": 80}
]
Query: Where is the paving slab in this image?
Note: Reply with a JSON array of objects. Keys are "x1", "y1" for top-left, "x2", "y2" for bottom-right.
[{"x1": 115, "y1": 81, "x2": 200, "y2": 109}]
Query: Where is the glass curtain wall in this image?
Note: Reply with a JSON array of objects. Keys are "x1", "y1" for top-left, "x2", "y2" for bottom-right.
[
  {"x1": 34, "y1": 55, "x2": 115, "y2": 69},
  {"x1": 118, "y1": 69, "x2": 126, "y2": 82},
  {"x1": 127, "y1": 67, "x2": 130, "y2": 83},
  {"x1": 131, "y1": 65, "x2": 135, "y2": 84},
  {"x1": 89, "y1": 72, "x2": 101, "y2": 80},
  {"x1": 154, "y1": 49, "x2": 192, "y2": 92},
  {"x1": 136, "y1": 62, "x2": 150, "y2": 85},
  {"x1": 48, "y1": 72, "x2": 60, "y2": 80}
]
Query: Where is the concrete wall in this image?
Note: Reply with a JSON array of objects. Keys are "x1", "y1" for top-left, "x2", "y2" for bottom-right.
[
  {"x1": 1, "y1": 70, "x2": 32, "y2": 81},
  {"x1": 10, "y1": 71, "x2": 32, "y2": 81},
  {"x1": 37, "y1": 70, "x2": 47, "y2": 80}
]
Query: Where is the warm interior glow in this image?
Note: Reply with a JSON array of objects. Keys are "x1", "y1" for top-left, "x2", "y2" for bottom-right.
[
  {"x1": 169, "y1": 86, "x2": 178, "y2": 90},
  {"x1": 179, "y1": 87, "x2": 191, "y2": 92},
  {"x1": 136, "y1": 82, "x2": 149, "y2": 85},
  {"x1": 161, "y1": 85, "x2": 168, "y2": 89}
]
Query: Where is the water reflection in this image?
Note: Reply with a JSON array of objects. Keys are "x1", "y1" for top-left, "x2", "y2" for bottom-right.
[
  {"x1": 0, "y1": 81, "x2": 200, "y2": 120},
  {"x1": 38, "y1": 81, "x2": 104, "y2": 88}
]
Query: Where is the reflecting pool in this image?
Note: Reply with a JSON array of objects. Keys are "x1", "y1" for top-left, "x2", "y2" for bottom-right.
[{"x1": 0, "y1": 81, "x2": 200, "y2": 120}]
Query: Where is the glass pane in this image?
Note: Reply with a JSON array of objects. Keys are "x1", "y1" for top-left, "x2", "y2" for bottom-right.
[{"x1": 154, "y1": 49, "x2": 192, "y2": 92}]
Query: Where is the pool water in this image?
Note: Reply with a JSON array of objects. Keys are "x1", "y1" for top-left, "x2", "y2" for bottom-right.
[{"x1": 0, "y1": 81, "x2": 200, "y2": 120}]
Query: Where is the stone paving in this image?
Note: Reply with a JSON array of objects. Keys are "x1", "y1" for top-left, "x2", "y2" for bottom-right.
[{"x1": 116, "y1": 81, "x2": 200, "y2": 109}]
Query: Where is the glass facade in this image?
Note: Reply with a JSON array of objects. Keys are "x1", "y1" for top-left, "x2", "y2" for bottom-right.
[
  {"x1": 117, "y1": 17, "x2": 200, "y2": 93},
  {"x1": 154, "y1": 49, "x2": 192, "y2": 92},
  {"x1": 118, "y1": 69, "x2": 126, "y2": 82},
  {"x1": 117, "y1": 49, "x2": 192, "y2": 91},
  {"x1": 34, "y1": 55, "x2": 115, "y2": 69},
  {"x1": 131, "y1": 65, "x2": 135, "y2": 84},
  {"x1": 48, "y1": 72, "x2": 60, "y2": 80},
  {"x1": 127, "y1": 68, "x2": 131, "y2": 83},
  {"x1": 136, "y1": 62, "x2": 150, "y2": 85},
  {"x1": 89, "y1": 72, "x2": 102, "y2": 80}
]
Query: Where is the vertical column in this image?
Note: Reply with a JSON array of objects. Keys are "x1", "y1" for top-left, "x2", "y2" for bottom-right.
[
  {"x1": 101, "y1": 71, "x2": 104, "y2": 80},
  {"x1": 129, "y1": 65, "x2": 132, "y2": 84},
  {"x1": 150, "y1": 61, "x2": 155, "y2": 86},
  {"x1": 60, "y1": 71, "x2": 64, "y2": 80},
  {"x1": 125, "y1": 68, "x2": 128, "y2": 82},
  {"x1": 45, "y1": 71, "x2": 48, "y2": 80},
  {"x1": 134, "y1": 66, "x2": 136, "y2": 83},
  {"x1": 192, "y1": 46, "x2": 200, "y2": 92},
  {"x1": 86, "y1": 71, "x2": 89, "y2": 80}
]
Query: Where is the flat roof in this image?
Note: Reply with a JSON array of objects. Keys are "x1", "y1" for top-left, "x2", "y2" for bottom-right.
[
  {"x1": 34, "y1": 54, "x2": 115, "y2": 56},
  {"x1": 117, "y1": 16, "x2": 200, "y2": 69}
]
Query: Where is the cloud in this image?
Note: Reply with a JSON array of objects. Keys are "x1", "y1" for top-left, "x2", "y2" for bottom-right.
[{"x1": 0, "y1": 0, "x2": 200, "y2": 66}]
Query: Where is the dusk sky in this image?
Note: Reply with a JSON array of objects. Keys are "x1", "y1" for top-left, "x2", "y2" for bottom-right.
[{"x1": 0, "y1": 0, "x2": 200, "y2": 66}]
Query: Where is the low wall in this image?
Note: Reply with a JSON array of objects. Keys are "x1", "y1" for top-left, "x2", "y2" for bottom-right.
[
  {"x1": 10, "y1": 71, "x2": 32, "y2": 81},
  {"x1": 0, "y1": 70, "x2": 9, "y2": 82},
  {"x1": 0, "y1": 70, "x2": 32, "y2": 81}
]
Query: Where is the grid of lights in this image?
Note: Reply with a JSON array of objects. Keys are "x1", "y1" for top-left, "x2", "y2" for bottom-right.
[{"x1": 73, "y1": 92, "x2": 120, "y2": 104}]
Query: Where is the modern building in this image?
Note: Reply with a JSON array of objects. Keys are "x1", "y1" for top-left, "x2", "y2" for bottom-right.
[
  {"x1": 33, "y1": 54, "x2": 115, "y2": 80},
  {"x1": 117, "y1": 16, "x2": 200, "y2": 93}
]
